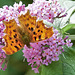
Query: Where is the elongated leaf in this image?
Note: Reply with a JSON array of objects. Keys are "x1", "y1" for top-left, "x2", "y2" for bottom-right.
[
  {"x1": 66, "y1": 29, "x2": 75, "y2": 35},
  {"x1": 60, "y1": 46, "x2": 75, "y2": 75},
  {"x1": 62, "y1": 24, "x2": 75, "y2": 33},
  {"x1": 41, "y1": 61, "x2": 63, "y2": 75}
]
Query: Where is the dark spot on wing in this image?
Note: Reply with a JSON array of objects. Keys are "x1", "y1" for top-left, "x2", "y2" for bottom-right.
[
  {"x1": 31, "y1": 22, "x2": 34, "y2": 24},
  {"x1": 39, "y1": 35, "x2": 41, "y2": 39},
  {"x1": 34, "y1": 37, "x2": 36, "y2": 41},
  {"x1": 33, "y1": 32, "x2": 36, "y2": 35},
  {"x1": 12, "y1": 41, "x2": 14, "y2": 43},
  {"x1": 15, "y1": 40, "x2": 18, "y2": 43},
  {"x1": 13, "y1": 30, "x2": 16, "y2": 32},
  {"x1": 29, "y1": 27, "x2": 30, "y2": 30},
  {"x1": 14, "y1": 46, "x2": 19, "y2": 50},
  {"x1": 38, "y1": 30, "x2": 40, "y2": 32},
  {"x1": 9, "y1": 37, "x2": 12, "y2": 40},
  {"x1": 36, "y1": 25, "x2": 39, "y2": 28},
  {"x1": 14, "y1": 34, "x2": 17, "y2": 38},
  {"x1": 19, "y1": 44, "x2": 22, "y2": 47},
  {"x1": 31, "y1": 27, "x2": 33, "y2": 31},
  {"x1": 41, "y1": 31, "x2": 43, "y2": 33},
  {"x1": 27, "y1": 18, "x2": 29, "y2": 20},
  {"x1": 9, "y1": 26, "x2": 11, "y2": 28}
]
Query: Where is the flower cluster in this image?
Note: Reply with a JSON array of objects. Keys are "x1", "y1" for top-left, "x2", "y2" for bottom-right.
[
  {"x1": 0, "y1": 1, "x2": 25, "y2": 25},
  {"x1": 0, "y1": 1, "x2": 26, "y2": 71},
  {"x1": 23, "y1": 29, "x2": 73, "y2": 73},
  {"x1": 0, "y1": 45, "x2": 7, "y2": 71},
  {"x1": 0, "y1": 0, "x2": 66, "y2": 46},
  {"x1": 0, "y1": 1, "x2": 26, "y2": 46},
  {"x1": 0, "y1": 22, "x2": 5, "y2": 45},
  {"x1": 0, "y1": 0, "x2": 73, "y2": 73},
  {"x1": 26, "y1": 0, "x2": 67, "y2": 23}
]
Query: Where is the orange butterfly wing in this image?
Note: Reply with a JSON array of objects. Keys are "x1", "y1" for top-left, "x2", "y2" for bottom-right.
[
  {"x1": 2, "y1": 10, "x2": 54, "y2": 55},
  {"x1": 18, "y1": 10, "x2": 54, "y2": 42},
  {"x1": 2, "y1": 19, "x2": 24, "y2": 55},
  {"x1": 18, "y1": 10, "x2": 37, "y2": 33},
  {"x1": 32, "y1": 20, "x2": 53, "y2": 42}
]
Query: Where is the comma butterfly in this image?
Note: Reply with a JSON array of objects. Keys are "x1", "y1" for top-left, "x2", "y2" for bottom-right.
[{"x1": 2, "y1": 10, "x2": 54, "y2": 55}]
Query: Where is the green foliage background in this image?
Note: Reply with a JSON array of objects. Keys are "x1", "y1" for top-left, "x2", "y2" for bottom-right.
[
  {"x1": 0, "y1": 0, "x2": 75, "y2": 75},
  {"x1": 0, "y1": 0, "x2": 33, "y2": 7}
]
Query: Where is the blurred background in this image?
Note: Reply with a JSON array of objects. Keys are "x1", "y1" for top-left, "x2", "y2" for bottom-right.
[{"x1": 0, "y1": 0, "x2": 33, "y2": 7}]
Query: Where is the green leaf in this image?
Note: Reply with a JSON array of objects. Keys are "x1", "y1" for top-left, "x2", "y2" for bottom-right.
[
  {"x1": 60, "y1": 46, "x2": 75, "y2": 75},
  {"x1": 0, "y1": 0, "x2": 15, "y2": 7},
  {"x1": 66, "y1": 29, "x2": 75, "y2": 35},
  {"x1": 26, "y1": 46, "x2": 75, "y2": 75},
  {"x1": 15, "y1": 0, "x2": 33, "y2": 6},
  {"x1": 0, "y1": 0, "x2": 33, "y2": 7},
  {"x1": 25, "y1": 67, "x2": 41, "y2": 75},
  {"x1": 0, "y1": 49, "x2": 31, "y2": 75},
  {"x1": 8, "y1": 49, "x2": 31, "y2": 73},
  {"x1": 41, "y1": 61, "x2": 63, "y2": 75},
  {"x1": 62, "y1": 24, "x2": 75, "y2": 33},
  {"x1": 40, "y1": 46, "x2": 75, "y2": 75}
]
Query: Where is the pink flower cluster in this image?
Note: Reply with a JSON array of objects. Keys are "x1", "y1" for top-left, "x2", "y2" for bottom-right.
[
  {"x1": 0, "y1": 22, "x2": 5, "y2": 45},
  {"x1": 0, "y1": 0, "x2": 73, "y2": 73},
  {"x1": 0, "y1": 0, "x2": 66, "y2": 47},
  {"x1": 0, "y1": 1, "x2": 26, "y2": 46},
  {"x1": 26, "y1": 0, "x2": 67, "y2": 23},
  {"x1": 0, "y1": 1, "x2": 25, "y2": 25},
  {"x1": 0, "y1": 45, "x2": 7, "y2": 71},
  {"x1": 0, "y1": 1, "x2": 26, "y2": 71},
  {"x1": 23, "y1": 29, "x2": 73, "y2": 73}
]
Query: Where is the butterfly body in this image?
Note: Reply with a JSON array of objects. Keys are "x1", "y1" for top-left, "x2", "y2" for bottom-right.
[{"x1": 2, "y1": 10, "x2": 54, "y2": 55}]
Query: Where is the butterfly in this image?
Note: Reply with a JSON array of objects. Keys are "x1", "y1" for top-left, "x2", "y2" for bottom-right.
[{"x1": 2, "y1": 10, "x2": 54, "y2": 55}]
